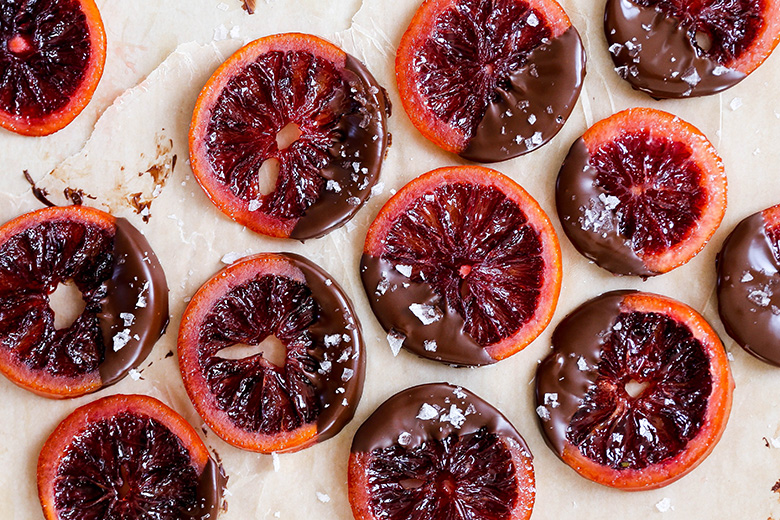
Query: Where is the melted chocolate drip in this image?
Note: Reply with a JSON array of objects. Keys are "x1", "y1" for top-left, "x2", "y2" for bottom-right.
[
  {"x1": 360, "y1": 255, "x2": 494, "y2": 366},
  {"x1": 462, "y1": 27, "x2": 586, "y2": 162},
  {"x1": 290, "y1": 55, "x2": 391, "y2": 240},
  {"x1": 556, "y1": 138, "x2": 652, "y2": 276},
  {"x1": 351, "y1": 382, "x2": 529, "y2": 454},
  {"x1": 188, "y1": 457, "x2": 227, "y2": 520},
  {"x1": 717, "y1": 211, "x2": 780, "y2": 366},
  {"x1": 97, "y1": 218, "x2": 169, "y2": 385},
  {"x1": 280, "y1": 253, "x2": 366, "y2": 440},
  {"x1": 535, "y1": 291, "x2": 632, "y2": 455},
  {"x1": 604, "y1": 0, "x2": 745, "y2": 99}
]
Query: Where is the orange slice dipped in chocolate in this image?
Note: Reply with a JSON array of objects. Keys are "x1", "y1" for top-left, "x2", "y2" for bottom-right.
[
  {"x1": 396, "y1": 0, "x2": 585, "y2": 162},
  {"x1": 605, "y1": 0, "x2": 780, "y2": 98},
  {"x1": 178, "y1": 252, "x2": 365, "y2": 453},
  {"x1": 0, "y1": 206, "x2": 168, "y2": 398},
  {"x1": 189, "y1": 33, "x2": 390, "y2": 240},
  {"x1": 535, "y1": 290, "x2": 734, "y2": 490},
  {"x1": 38, "y1": 394, "x2": 225, "y2": 520},
  {"x1": 717, "y1": 204, "x2": 780, "y2": 366},
  {"x1": 348, "y1": 383, "x2": 535, "y2": 520},
  {"x1": 361, "y1": 166, "x2": 561, "y2": 366},
  {"x1": 556, "y1": 107, "x2": 726, "y2": 277},
  {"x1": 0, "y1": 0, "x2": 106, "y2": 135}
]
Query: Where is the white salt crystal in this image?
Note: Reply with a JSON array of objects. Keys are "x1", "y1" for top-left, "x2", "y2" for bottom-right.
[
  {"x1": 748, "y1": 286, "x2": 772, "y2": 307},
  {"x1": 599, "y1": 193, "x2": 621, "y2": 210},
  {"x1": 221, "y1": 252, "x2": 242, "y2": 264},
  {"x1": 536, "y1": 405, "x2": 550, "y2": 421},
  {"x1": 577, "y1": 356, "x2": 588, "y2": 371},
  {"x1": 248, "y1": 199, "x2": 261, "y2": 211},
  {"x1": 341, "y1": 368, "x2": 354, "y2": 382},
  {"x1": 423, "y1": 339, "x2": 437, "y2": 352},
  {"x1": 324, "y1": 334, "x2": 342, "y2": 347},
  {"x1": 113, "y1": 330, "x2": 132, "y2": 351},
  {"x1": 741, "y1": 272, "x2": 754, "y2": 282},
  {"x1": 318, "y1": 360, "x2": 332, "y2": 374},
  {"x1": 730, "y1": 97, "x2": 743, "y2": 111},
  {"x1": 712, "y1": 65, "x2": 731, "y2": 76},
  {"x1": 440, "y1": 404, "x2": 466, "y2": 428},
  {"x1": 530, "y1": 131, "x2": 543, "y2": 145},
  {"x1": 655, "y1": 498, "x2": 672, "y2": 512},
  {"x1": 316, "y1": 492, "x2": 331, "y2": 503},
  {"x1": 326, "y1": 180, "x2": 341, "y2": 193},
  {"x1": 128, "y1": 368, "x2": 142, "y2": 381},
  {"x1": 217, "y1": 2, "x2": 229, "y2": 10},
  {"x1": 527, "y1": 12, "x2": 539, "y2": 26},
  {"x1": 387, "y1": 330, "x2": 405, "y2": 356},
  {"x1": 229, "y1": 25, "x2": 240, "y2": 38},
  {"x1": 681, "y1": 67, "x2": 701, "y2": 86},
  {"x1": 409, "y1": 303, "x2": 443, "y2": 325},
  {"x1": 395, "y1": 264, "x2": 413, "y2": 277},
  {"x1": 120, "y1": 312, "x2": 135, "y2": 327},
  {"x1": 346, "y1": 196, "x2": 361, "y2": 206},
  {"x1": 416, "y1": 403, "x2": 439, "y2": 420},
  {"x1": 370, "y1": 182, "x2": 385, "y2": 198},
  {"x1": 527, "y1": 114, "x2": 536, "y2": 124},
  {"x1": 398, "y1": 432, "x2": 412, "y2": 445},
  {"x1": 375, "y1": 276, "x2": 390, "y2": 296},
  {"x1": 213, "y1": 24, "x2": 228, "y2": 41},
  {"x1": 608, "y1": 43, "x2": 623, "y2": 55},
  {"x1": 452, "y1": 387, "x2": 467, "y2": 399},
  {"x1": 135, "y1": 281, "x2": 149, "y2": 308},
  {"x1": 544, "y1": 393, "x2": 560, "y2": 408}
]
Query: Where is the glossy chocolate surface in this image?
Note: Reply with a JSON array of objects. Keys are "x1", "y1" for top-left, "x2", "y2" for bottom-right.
[
  {"x1": 717, "y1": 210, "x2": 780, "y2": 366},
  {"x1": 351, "y1": 382, "x2": 529, "y2": 454},
  {"x1": 283, "y1": 253, "x2": 366, "y2": 440},
  {"x1": 98, "y1": 218, "x2": 170, "y2": 385},
  {"x1": 189, "y1": 457, "x2": 227, "y2": 519},
  {"x1": 556, "y1": 138, "x2": 652, "y2": 276},
  {"x1": 535, "y1": 291, "x2": 629, "y2": 455},
  {"x1": 604, "y1": 0, "x2": 745, "y2": 99},
  {"x1": 290, "y1": 54, "x2": 391, "y2": 240},
  {"x1": 360, "y1": 255, "x2": 495, "y2": 366},
  {"x1": 461, "y1": 27, "x2": 586, "y2": 163}
]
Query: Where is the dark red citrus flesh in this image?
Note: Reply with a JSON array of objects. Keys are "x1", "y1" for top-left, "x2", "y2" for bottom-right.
[
  {"x1": 198, "y1": 274, "x2": 320, "y2": 434},
  {"x1": 363, "y1": 428, "x2": 518, "y2": 519},
  {"x1": 380, "y1": 182, "x2": 543, "y2": 346},
  {"x1": 204, "y1": 51, "x2": 351, "y2": 221},
  {"x1": 0, "y1": 213, "x2": 113, "y2": 382},
  {"x1": 634, "y1": 0, "x2": 764, "y2": 65},
  {"x1": 53, "y1": 411, "x2": 201, "y2": 519},
  {"x1": 568, "y1": 311, "x2": 711, "y2": 470},
  {"x1": 590, "y1": 129, "x2": 706, "y2": 256},
  {"x1": 0, "y1": 0, "x2": 104, "y2": 134},
  {"x1": 413, "y1": 0, "x2": 553, "y2": 142}
]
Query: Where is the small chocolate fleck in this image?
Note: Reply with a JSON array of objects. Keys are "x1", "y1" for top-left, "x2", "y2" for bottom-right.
[
  {"x1": 772, "y1": 479, "x2": 780, "y2": 493},
  {"x1": 23, "y1": 170, "x2": 56, "y2": 207},
  {"x1": 242, "y1": 0, "x2": 255, "y2": 14}
]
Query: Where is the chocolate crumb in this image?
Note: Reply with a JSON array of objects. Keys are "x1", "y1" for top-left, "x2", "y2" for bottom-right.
[
  {"x1": 63, "y1": 187, "x2": 94, "y2": 206},
  {"x1": 242, "y1": 0, "x2": 255, "y2": 13},
  {"x1": 765, "y1": 437, "x2": 771, "y2": 448},
  {"x1": 772, "y1": 479, "x2": 780, "y2": 493},
  {"x1": 23, "y1": 170, "x2": 56, "y2": 207},
  {"x1": 165, "y1": 350, "x2": 174, "y2": 358},
  {"x1": 171, "y1": 154, "x2": 178, "y2": 173}
]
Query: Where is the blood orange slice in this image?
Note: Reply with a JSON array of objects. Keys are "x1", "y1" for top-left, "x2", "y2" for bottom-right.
[
  {"x1": 38, "y1": 394, "x2": 225, "y2": 520},
  {"x1": 348, "y1": 383, "x2": 535, "y2": 520},
  {"x1": 189, "y1": 33, "x2": 390, "y2": 240},
  {"x1": 361, "y1": 166, "x2": 561, "y2": 366},
  {"x1": 0, "y1": 0, "x2": 106, "y2": 135},
  {"x1": 717, "y1": 204, "x2": 780, "y2": 366},
  {"x1": 0, "y1": 205, "x2": 168, "y2": 398},
  {"x1": 605, "y1": 0, "x2": 780, "y2": 98},
  {"x1": 535, "y1": 290, "x2": 734, "y2": 490},
  {"x1": 396, "y1": 0, "x2": 585, "y2": 162},
  {"x1": 556, "y1": 107, "x2": 726, "y2": 276},
  {"x1": 178, "y1": 252, "x2": 365, "y2": 453}
]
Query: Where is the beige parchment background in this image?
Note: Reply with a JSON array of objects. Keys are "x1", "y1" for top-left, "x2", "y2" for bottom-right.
[{"x1": 1, "y1": 0, "x2": 780, "y2": 518}]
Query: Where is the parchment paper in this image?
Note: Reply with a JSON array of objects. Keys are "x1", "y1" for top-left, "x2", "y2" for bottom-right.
[{"x1": 2, "y1": 0, "x2": 780, "y2": 518}]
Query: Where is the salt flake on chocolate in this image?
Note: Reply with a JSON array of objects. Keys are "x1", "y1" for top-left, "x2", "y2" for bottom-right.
[
  {"x1": 409, "y1": 303, "x2": 443, "y2": 325},
  {"x1": 416, "y1": 403, "x2": 439, "y2": 420}
]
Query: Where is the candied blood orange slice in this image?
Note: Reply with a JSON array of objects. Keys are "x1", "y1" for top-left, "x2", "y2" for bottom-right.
[
  {"x1": 38, "y1": 394, "x2": 225, "y2": 520},
  {"x1": 556, "y1": 107, "x2": 726, "y2": 277},
  {"x1": 717, "y1": 204, "x2": 780, "y2": 366},
  {"x1": 348, "y1": 383, "x2": 535, "y2": 520},
  {"x1": 178, "y1": 252, "x2": 365, "y2": 453},
  {"x1": 605, "y1": 0, "x2": 780, "y2": 98},
  {"x1": 189, "y1": 33, "x2": 390, "y2": 240},
  {"x1": 0, "y1": 0, "x2": 106, "y2": 135},
  {"x1": 535, "y1": 290, "x2": 734, "y2": 490},
  {"x1": 396, "y1": 0, "x2": 585, "y2": 162},
  {"x1": 361, "y1": 166, "x2": 561, "y2": 366},
  {"x1": 0, "y1": 205, "x2": 168, "y2": 398}
]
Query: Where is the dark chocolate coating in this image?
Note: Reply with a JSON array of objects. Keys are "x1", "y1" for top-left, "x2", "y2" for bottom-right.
[
  {"x1": 98, "y1": 218, "x2": 170, "y2": 385},
  {"x1": 461, "y1": 26, "x2": 586, "y2": 163},
  {"x1": 290, "y1": 54, "x2": 391, "y2": 240},
  {"x1": 280, "y1": 253, "x2": 366, "y2": 440},
  {"x1": 360, "y1": 255, "x2": 495, "y2": 366},
  {"x1": 604, "y1": 0, "x2": 745, "y2": 99},
  {"x1": 189, "y1": 457, "x2": 227, "y2": 519},
  {"x1": 717, "y1": 210, "x2": 780, "y2": 366},
  {"x1": 534, "y1": 290, "x2": 632, "y2": 455},
  {"x1": 556, "y1": 138, "x2": 652, "y2": 276},
  {"x1": 351, "y1": 382, "x2": 529, "y2": 454}
]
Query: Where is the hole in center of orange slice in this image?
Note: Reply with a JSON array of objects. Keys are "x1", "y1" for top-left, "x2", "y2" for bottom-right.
[
  {"x1": 215, "y1": 335, "x2": 288, "y2": 368},
  {"x1": 8, "y1": 34, "x2": 32, "y2": 56},
  {"x1": 624, "y1": 379, "x2": 649, "y2": 398},
  {"x1": 276, "y1": 122, "x2": 302, "y2": 151},
  {"x1": 257, "y1": 158, "x2": 280, "y2": 196},
  {"x1": 48, "y1": 281, "x2": 86, "y2": 330}
]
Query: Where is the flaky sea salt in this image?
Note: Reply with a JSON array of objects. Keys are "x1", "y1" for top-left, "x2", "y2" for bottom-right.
[
  {"x1": 655, "y1": 498, "x2": 672, "y2": 513},
  {"x1": 544, "y1": 393, "x2": 560, "y2": 408},
  {"x1": 730, "y1": 97, "x2": 743, "y2": 111},
  {"x1": 526, "y1": 12, "x2": 539, "y2": 26},
  {"x1": 440, "y1": 404, "x2": 466, "y2": 428},
  {"x1": 120, "y1": 312, "x2": 135, "y2": 327},
  {"x1": 324, "y1": 334, "x2": 342, "y2": 347},
  {"x1": 113, "y1": 330, "x2": 132, "y2": 351},
  {"x1": 577, "y1": 356, "x2": 588, "y2": 371},
  {"x1": 748, "y1": 285, "x2": 772, "y2": 307},
  {"x1": 395, "y1": 264, "x2": 413, "y2": 277},
  {"x1": 248, "y1": 199, "x2": 261, "y2": 211},
  {"x1": 417, "y1": 403, "x2": 439, "y2": 420},
  {"x1": 536, "y1": 405, "x2": 550, "y2": 421},
  {"x1": 346, "y1": 196, "x2": 361, "y2": 206},
  {"x1": 423, "y1": 339, "x2": 437, "y2": 352},
  {"x1": 128, "y1": 368, "x2": 142, "y2": 381},
  {"x1": 326, "y1": 180, "x2": 341, "y2": 193},
  {"x1": 409, "y1": 303, "x2": 443, "y2": 325},
  {"x1": 341, "y1": 368, "x2": 354, "y2": 382},
  {"x1": 741, "y1": 272, "x2": 754, "y2": 282},
  {"x1": 375, "y1": 276, "x2": 390, "y2": 296},
  {"x1": 221, "y1": 252, "x2": 243, "y2": 264},
  {"x1": 398, "y1": 432, "x2": 412, "y2": 445},
  {"x1": 387, "y1": 330, "x2": 405, "y2": 356},
  {"x1": 681, "y1": 66, "x2": 701, "y2": 86},
  {"x1": 316, "y1": 492, "x2": 331, "y2": 503},
  {"x1": 370, "y1": 182, "x2": 385, "y2": 198},
  {"x1": 136, "y1": 281, "x2": 149, "y2": 308},
  {"x1": 318, "y1": 360, "x2": 332, "y2": 374},
  {"x1": 453, "y1": 387, "x2": 467, "y2": 399}
]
